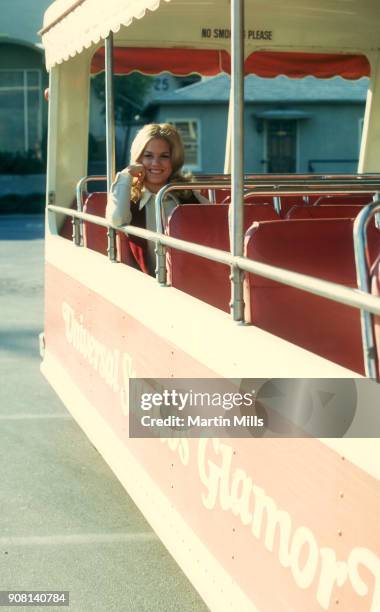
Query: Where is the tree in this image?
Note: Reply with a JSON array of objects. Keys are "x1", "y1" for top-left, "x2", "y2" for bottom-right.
[
  {"x1": 91, "y1": 72, "x2": 152, "y2": 123},
  {"x1": 91, "y1": 72, "x2": 152, "y2": 167}
]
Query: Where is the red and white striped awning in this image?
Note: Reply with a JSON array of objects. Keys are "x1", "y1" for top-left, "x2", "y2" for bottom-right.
[
  {"x1": 41, "y1": 0, "x2": 373, "y2": 78},
  {"x1": 90, "y1": 47, "x2": 370, "y2": 79}
]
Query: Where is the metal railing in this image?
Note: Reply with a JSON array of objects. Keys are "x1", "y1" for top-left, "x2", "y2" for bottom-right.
[
  {"x1": 354, "y1": 196, "x2": 380, "y2": 377},
  {"x1": 71, "y1": 172, "x2": 380, "y2": 375},
  {"x1": 154, "y1": 178, "x2": 380, "y2": 319},
  {"x1": 48, "y1": 203, "x2": 380, "y2": 317},
  {"x1": 155, "y1": 174, "x2": 380, "y2": 229},
  {"x1": 77, "y1": 172, "x2": 380, "y2": 206},
  {"x1": 76, "y1": 175, "x2": 107, "y2": 212},
  {"x1": 49, "y1": 190, "x2": 380, "y2": 377},
  {"x1": 76, "y1": 172, "x2": 380, "y2": 218}
]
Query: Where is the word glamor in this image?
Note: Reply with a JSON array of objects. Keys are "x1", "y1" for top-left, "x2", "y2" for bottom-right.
[{"x1": 198, "y1": 438, "x2": 380, "y2": 611}]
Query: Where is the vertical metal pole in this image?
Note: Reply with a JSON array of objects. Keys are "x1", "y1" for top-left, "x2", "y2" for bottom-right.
[
  {"x1": 154, "y1": 186, "x2": 167, "y2": 285},
  {"x1": 230, "y1": 0, "x2": 245, "y2": 321},
  {"x1": 224, "y1": 88, "x2": 233, "y2": 174},
  {"x1": 105, "y1": 33, "x2": 116, "y2": 261},
  {"x1": 353, "y1": 200, "x2": 379, "y2": 378}
]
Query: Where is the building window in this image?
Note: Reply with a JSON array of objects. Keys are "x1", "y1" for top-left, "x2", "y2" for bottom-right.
[
  {"x1": 0, "y1": 70, "x2": 42, "y2": 154},
  {"x1": 166, "y1": 119, "x2": 200, "y2": 170}
]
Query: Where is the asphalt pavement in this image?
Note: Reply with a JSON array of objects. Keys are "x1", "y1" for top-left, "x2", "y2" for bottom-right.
[{"x1": 0, "y1": 215, "x2": 209, "y2": 612}]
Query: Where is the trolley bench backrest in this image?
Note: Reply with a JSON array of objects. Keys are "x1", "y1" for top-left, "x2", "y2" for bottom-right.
[
  {"x1": 83, "y1": 192, "x2": 148, "y2": 271},
  {"x1": 83, "y1": 192, "x2": 107, "y2": 253},
  {"x1": 167, "y1": 203, "x2": 279, "y2": 311},
  {"x1": 312, "y1": 194, "x2": 375, "y2": 206},
  {"x1": 244, "y1": 218, "x2": 380, "y2": 373},
  {"x1": 286, "y1": 204, "x2": 363, "y2": 220}
]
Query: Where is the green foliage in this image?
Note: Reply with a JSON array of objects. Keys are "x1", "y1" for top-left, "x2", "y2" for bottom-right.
[
  {"x1": 92, "y1": 72, "x2": 152, "y2": 123},
  {"x1": 0, "y1": 193, "x2": 45, "y2": 214},
  {"x1": 0, "y1": 150, "x2": 45, "y2": 174},
  {"x1": 88, "y1": 133, "x2": 106, "y2": 162}
]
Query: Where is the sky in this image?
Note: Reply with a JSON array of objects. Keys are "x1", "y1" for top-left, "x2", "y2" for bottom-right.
[{"x1": 0, "y1": 0, "x2": 52, "y2": 45}]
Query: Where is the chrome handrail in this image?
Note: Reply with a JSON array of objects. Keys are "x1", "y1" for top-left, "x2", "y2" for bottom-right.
[
  {"x1": 70, "y1": 176, "x2": 380, "y2": 377},
  {"x1": 75, "y1": 175, "x2": 107, "y2": 212},
  {"x1": 77, "y1": 173, "x2": 380, "y2": 224},
  {"x1": 76, "y1": 172, "x2": 380, "y2": 211},
  {"x1": 192, "y1": 172, "x2": 380, "y2": 182},
  {"x1": 155, "y1": 180, "x2": 380, "y2": 285},
  {"x1": 354, "y1": 198, "x2": 380, "y2": 377},
  {"x1": 105, "y1": 33, "x2": 117, "y2": 262},
  {"x1": 48, "y1": 204, "x2": 380, "y2": 380},
  {"x1": 156, "y1": 178, "x2": 380, "y2": 219},
  {"x1": 155, "y1": 178, "x2": 380, "y2": 226}
]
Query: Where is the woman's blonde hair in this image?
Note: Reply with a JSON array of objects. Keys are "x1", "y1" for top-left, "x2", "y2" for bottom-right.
[{"x1": 129, "y1": 123, "x2": 187, "y2": 203}]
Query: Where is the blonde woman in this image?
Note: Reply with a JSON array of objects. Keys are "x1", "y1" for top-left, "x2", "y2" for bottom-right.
[{"x1": 106, "y1": 123, "x2": 207, "y2": 273}]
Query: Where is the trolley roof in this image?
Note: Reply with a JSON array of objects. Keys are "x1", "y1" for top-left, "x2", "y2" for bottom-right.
[{"x1": 41, "y1": 0, "x2": 380, "y2": 75}]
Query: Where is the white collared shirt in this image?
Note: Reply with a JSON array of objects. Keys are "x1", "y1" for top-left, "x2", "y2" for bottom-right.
[{"x1": 105, "y1": 169, "x2": 179, "y2": 229}]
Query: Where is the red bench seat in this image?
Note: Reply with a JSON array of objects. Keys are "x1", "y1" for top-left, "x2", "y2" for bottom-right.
[
  {"x1": 167, "y1": 204, "x2": 279, "y2": 312},
  {"x1": 83, "y1": 192, "x2": 148, "y2": 272},
  {"x1": 244, "y1": 218, "x2": 380, "y2": 374}
]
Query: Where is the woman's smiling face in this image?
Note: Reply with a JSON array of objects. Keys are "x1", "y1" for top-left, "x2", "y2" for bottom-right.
[{"x1": 140, "y1": 137, "x2": 173, "y2": 193}]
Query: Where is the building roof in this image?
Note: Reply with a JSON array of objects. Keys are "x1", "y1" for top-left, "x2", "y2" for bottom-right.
[{"x1": 149, "y1": 74, "x2": 368, "y2": 106}]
